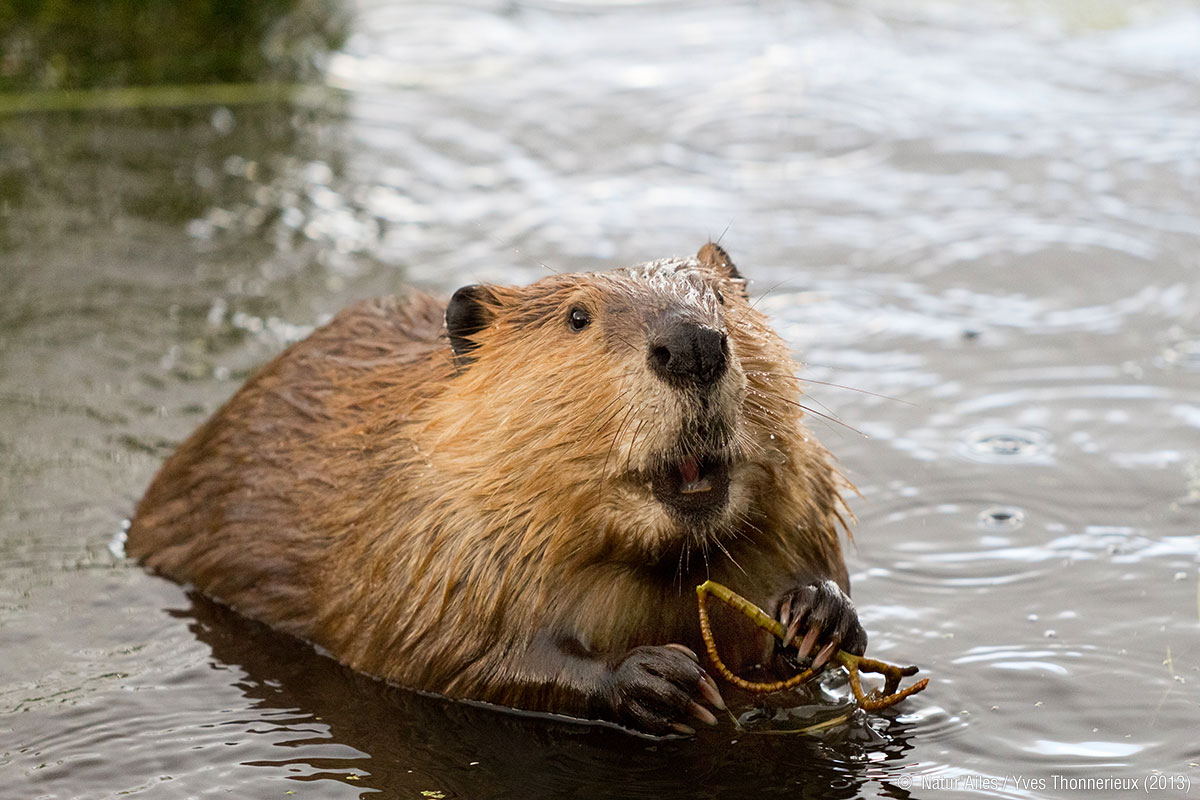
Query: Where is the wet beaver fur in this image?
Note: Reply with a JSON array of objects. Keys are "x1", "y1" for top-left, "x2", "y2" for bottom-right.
[{"x1": 127, "y1": 243, "x2": 866, "y2": 735}]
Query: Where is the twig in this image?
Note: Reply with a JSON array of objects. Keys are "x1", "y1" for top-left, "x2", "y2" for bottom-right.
[{"x1": 696, "y1": 580, "x2": 928, "y2": 711}]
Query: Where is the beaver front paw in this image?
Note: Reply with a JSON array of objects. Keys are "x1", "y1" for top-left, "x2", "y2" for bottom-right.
[
  {"x1": 607, "y1": 644, "x2": 726, "y2": 735},
  {"x1": 776, "y1": 580, "x2": 867, "y2": 670}
]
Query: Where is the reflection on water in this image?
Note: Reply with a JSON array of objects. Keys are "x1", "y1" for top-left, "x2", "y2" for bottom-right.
[
  {"x1": 0, "y1": 0, "x2": 347, "y2": 90},
  {"x1": 2, "y1": 0, "x2": 1199, "y2": 798}
]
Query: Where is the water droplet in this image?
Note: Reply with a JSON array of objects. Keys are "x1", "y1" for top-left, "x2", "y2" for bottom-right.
[
  {"x1": 979, "y1": 505, "x2": 1025, "y2": 530},
  {"x1": 960, "y1": 426, "x2": 1051, "y2": 463},
  {"x1": 108, "y1": 528, "x2": 128, "y2": 560}
]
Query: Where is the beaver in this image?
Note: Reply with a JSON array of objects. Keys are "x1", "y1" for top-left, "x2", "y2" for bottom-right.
[{"x1": 127, "y1": 243, "x2": 866, "y2": 735}]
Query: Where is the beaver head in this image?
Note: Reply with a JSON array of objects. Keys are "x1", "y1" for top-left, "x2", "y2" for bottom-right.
[{"x1": 428, "y1": 243, "x2": 811, "y2": 568}]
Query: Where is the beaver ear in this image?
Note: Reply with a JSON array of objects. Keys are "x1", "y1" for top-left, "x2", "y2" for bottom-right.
[
  {"x1": 446, "y1": 284, "x2": 499, "y2": 361},
  {"x1": 697, "y1": 242, "x2": 748, "y2": 297}
]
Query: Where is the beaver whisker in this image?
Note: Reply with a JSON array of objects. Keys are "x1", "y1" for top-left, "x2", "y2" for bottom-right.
[
  {"x1": 624, "y1": 417, "x2": 648, "y2": 475},
  {"x1": 741, "y1": 396, "x2": 787, "y2": 426},
  {"x1": 731, "y1": 277, "x2": 796, "y2": 326},
  {"x1": 674, "y1": 537, "x2": 690, "y2": 591},
  {"x1": 697, "y1": 536, "x2": 711, "y2": 580},
  {"x1": 580, "y1": 384, "x2": 634, "y2": 446},
  {"x1": 707, "y1": 529, "x2": 745, "y2": 576},
  {"x1": 788, "y1": 401, "x2": 868, "y2": 439},
  {"x1": 606, "y1": 332, "x2": 639, "y2": 353},
  {"x1": 728, "y1": 510, "x2": 762, "y2": 545},
  {"x1": 732, "y1": 427, "x2": 761, "y2": 458},
  {"x1": 748, "y1": 280, "x2": 793, "y2": 310},
  {"x1": 746, "y1": 389, "x2": 868, "y2": 439},
  {"x1": 602, "y1": 402, "x2": 638, "y2": 485},
  {"x1": 741, "y1": 368, "x2": 803, "y2": 382},
  {"x1": 745, "y1": 370, "x2": 914, "y2": 406},
  {"x1": 785, "y1": 392, "x2": 843, "y2": 430}
]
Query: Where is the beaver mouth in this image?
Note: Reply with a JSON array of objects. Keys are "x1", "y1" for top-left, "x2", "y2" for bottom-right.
[{"x1": 649, "y1": 455, "x2": 732, "y2": 521}]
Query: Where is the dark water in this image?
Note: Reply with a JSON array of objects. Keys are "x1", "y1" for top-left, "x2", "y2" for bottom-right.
[{"x1": 3, "y1": 1, "x2": 1199, "y2": 798}]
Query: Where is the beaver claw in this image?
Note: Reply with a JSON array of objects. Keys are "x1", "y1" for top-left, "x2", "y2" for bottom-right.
[
  {"x1": 776, "y1": 580, "x2": 867, "y2": 667},
  {"x1": 608, "y1": 644, "x2": 726, "y2": 735}
]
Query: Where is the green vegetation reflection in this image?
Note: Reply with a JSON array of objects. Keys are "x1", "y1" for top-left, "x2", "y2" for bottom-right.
[{"x1": 0, "y1": 0, "x2": 348, "y2": 92}]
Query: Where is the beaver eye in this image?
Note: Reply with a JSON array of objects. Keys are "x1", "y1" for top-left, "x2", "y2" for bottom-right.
[
  {"x1": 567, "y1": 306, "x2": 592, "y2": 332},
  {"x1": 715, "y1": 288, "x2": 725, "y2": 305}
]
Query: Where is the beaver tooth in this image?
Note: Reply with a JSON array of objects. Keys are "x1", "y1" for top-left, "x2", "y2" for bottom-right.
[{"x1": 679, "y1": 457, "x2": 713, "y2": 494}]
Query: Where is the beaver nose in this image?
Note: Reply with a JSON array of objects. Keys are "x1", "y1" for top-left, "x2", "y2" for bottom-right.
[{"x1": 648, "y1": 321, "x2": 728, "y2": 389}]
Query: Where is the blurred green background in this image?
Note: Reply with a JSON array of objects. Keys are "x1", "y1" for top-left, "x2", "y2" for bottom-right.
[{"x1": 0, "y1": 0, "x2": 346, "y2": 91}]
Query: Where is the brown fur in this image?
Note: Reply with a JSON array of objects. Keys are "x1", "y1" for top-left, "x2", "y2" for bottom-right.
[{"x1": 127, "y1": 244, "x2": 851, "y2": 722}]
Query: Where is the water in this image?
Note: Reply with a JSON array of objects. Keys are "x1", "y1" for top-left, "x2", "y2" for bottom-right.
[{"x1": 2, "y1": 1, "x2": 1199, "y2": 797}]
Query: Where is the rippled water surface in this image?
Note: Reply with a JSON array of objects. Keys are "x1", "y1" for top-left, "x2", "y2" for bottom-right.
[{"x1": 3, "y1": 1, "x2": 1199, "y2": 798}]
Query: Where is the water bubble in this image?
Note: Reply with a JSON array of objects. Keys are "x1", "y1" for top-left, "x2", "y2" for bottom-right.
[
  {"x1": 960, "y1": 426, "x2": 1052, "y2": 464},
  {"x1": 979, "y1": 505, "x2": 1025, "y2": 530}
]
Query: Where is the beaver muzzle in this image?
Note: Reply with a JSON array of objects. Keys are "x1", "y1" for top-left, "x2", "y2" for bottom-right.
[{"x1": 651, "y1": 455, "x2": 731, "y2": 520}]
